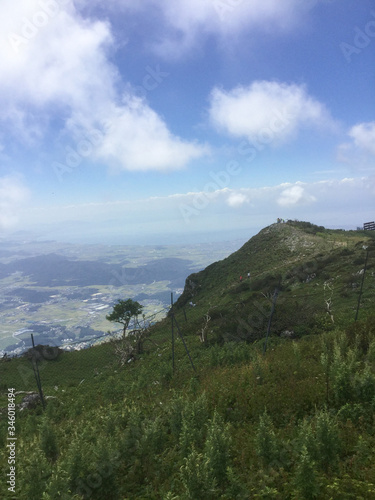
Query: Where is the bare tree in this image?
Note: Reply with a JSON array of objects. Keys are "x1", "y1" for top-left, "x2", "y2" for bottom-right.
[{"x1": 198, "y1": 311, "x2": 212, "y2": 343}]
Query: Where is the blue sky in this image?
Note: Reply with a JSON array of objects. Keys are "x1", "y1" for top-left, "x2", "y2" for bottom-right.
[{"x1": 0, "y1": 0, "x2": 374, "y2": 244}]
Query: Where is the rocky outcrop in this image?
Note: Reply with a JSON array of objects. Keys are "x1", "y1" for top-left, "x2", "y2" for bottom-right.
[
  {"x1": 0, "y1": 391, "x2": 59, "y2": 414},
  {"x1": 172, "y1": 273, "x2": 202, "y2": 311},
  {"x1": 19, "y1": 393, "x2": 42, "y2": 410}
]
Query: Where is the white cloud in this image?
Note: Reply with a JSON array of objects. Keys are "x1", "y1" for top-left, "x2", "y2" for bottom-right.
[
  {"x1": 157, "y1": 0, "x2": 307, "y2": 34},
  {"x1": 348, "y1": 122, "x2": 375, "y2": 156},
  {"x1": 0, "y1": 176, "x2": 30, "y2": 229},
  {"x1": 226, "y1": 192, "x2": 249, "y2": 208},
  {"x1": 94, "y1": 97, "x2": 208, "y2": 171},
  {"x1": 209, "y1": 81, "x2": 335, "y2": 144},
  {"x1": 83, "y1": 0, "x2": 318, "y2": 58},
  {"x1": 0, "y1": 1, "x2": 207, "y2": 171},
  {"x1": 1, "y1": 1, "x2": 115, "y2": 129},
  {"x1": 337, "y1": 122, "x2": 375, "y2": 169},
  {"x1": 277, "y1": 185, "x2": 316, "y2": 207}
]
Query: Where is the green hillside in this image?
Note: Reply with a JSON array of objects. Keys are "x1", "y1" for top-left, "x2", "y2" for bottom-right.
[
  {"x1": 174, "y1": 221, "x2": 375, "y2": 342},
  {"x1": 1, "y1": 221, "x2": 375, "y2": 499}
]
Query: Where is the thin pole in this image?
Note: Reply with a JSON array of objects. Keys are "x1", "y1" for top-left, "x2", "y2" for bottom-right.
[
  {"x1": 173, "y1": 315, "x2": 197, "y2": 373},
  {"x1": 355, "y1": 247, "x2": 370, "y2": 322},
  {"x1": 30, "y1": 334, "x2": 45, "y2": 409},
  {"x1": 171, "y1": 293, "x2": 175, "y2": 373},
  {"x1": 263, "y1": 288, "x2": 279, "y2": 354}
]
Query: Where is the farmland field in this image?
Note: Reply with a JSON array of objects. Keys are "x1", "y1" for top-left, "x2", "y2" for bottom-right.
[{"x1": 0, "y1": 237, "x2": 243, "y2": 355}]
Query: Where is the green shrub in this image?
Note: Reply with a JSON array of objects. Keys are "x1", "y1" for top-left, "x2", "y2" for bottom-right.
[
  {"x1": 354, "y1": 364, "x2": 375, "y2": 403},
  {"x1": 324, "y1": 475, "x2": 375, "y2": 498},
  {"x1": 346, "y1": 316, "x2": 375, "y2": 355},
  {"x1": 297, "y1": 411, "x2": 341, "y2": 473},
  {"x1": 293, "y1": 325, "x2": 311, "y2": 337},
  {"x1": 337, "y1": 403, "x2": 371, "y2": 425},
  {"x1": 354, "y1": 434, "x2": 372, "y2": 468},
  {"x1": 165, "y1": 393, "x2": 185, "y2": 438},
  {"x1": 297, "y1": 418, "x2": 318, "y2": 462},
  {"x1": 231, "y1": 282, "x2": 251, "y2": 294},
  {"x1": 138, "y1": 416, "x2": 167, "y2": 461},
  {"x1": 208, "y1": 342, "x2": 252, "y2": 366},
  {"x1": 314, "y1": 410, "x2": 340, "y2": 473},
  {"x1": 204, "y1": 410, "x2": 232, "y2": 487},
  {"x1": 43, "y1": 470, "x2": 74, "y2": 500},
  {"x1": 312, "y1": 314, "x2": 335, "y2": 334},
  {"x1": 118, "y1": 407, "x2": 143, "y2": 462},
  {"x1": 180, "y1": 447, "x2": 209, "y2": 500},
  {"x1": 255, "y1": 411, "x2": 279, "y2": 468},
  {"x1": 66, "y1": 439, "x2": 93, "y2": 497},
  {"x1": 340, "y1": 248, "x2": 354, "y2": 256},
  {"x1": 159, "y1": 360, "x2": 173, "y2": 387},
  {"x1": 0, "y1": 421, "x2": 7, "y2": 448},
  {"x1": 90, "y1": 439, "x2": 120, "y2": 500},
  {"x1": 64, "y1": 436, "x2": 120, "y2": 500},
  {"x1": 293, "y1": 445, "x2": 320, "y2": 499},
  {"x1": 39, "y1": 418, "x2": 59, "y2": 463},
  {"x1": 285, "y1": 220, "x2": 325, "y2": 234},
  {"x1": 22, "y1": 448, "x2": 50, "y2": 500},
  {"x1": 179, "y1": 393, "x2": 209, "y2": 457},
  {"x1": 367, "y1": 339, "x2": 375, "y2": 363},
  {"x1": 251, "y1": 274, "x2": 282, "y2": 293},
  {"x1": 331, "y1": 338, "x2": 359, "y2": 406},
  {"x1": 179, "y1": 411, "x2": 233, "y2": 499}
]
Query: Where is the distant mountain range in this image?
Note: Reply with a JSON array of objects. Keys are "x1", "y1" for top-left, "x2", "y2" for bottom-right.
[{"x1": 0, "y1": 253, "x2": 194, "y2": 287}]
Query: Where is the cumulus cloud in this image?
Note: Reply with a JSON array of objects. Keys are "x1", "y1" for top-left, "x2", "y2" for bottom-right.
[
  {"x1": 277, "y1": 185, "x2": 316, "y2": 207},
  {"x1": 94, "y1": 97, "x2": 208, "y2": 171},
  {"x1": 1, "y1": 1, "x2": 115, "y2": 131},
  {"x1": 0, "y1": 1, "x2": 207, "y2": 171},
  {"x1": 348, "y1": 122, "x2": 375, "y2": 156},
  {"x1": 209, "y1": 81, "x2": 336, "y2": 144},
  {"x1": 337, "y1": 122, "x2": 375, "y2": 168},
  {"x1": 0, "y1": 176, "x2": 30, "y2": 229},
  {"x1": 226, "y1": 192, "x2": 249, "y2": 208}
]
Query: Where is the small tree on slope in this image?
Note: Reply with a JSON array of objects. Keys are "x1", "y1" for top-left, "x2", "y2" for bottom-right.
[
  {"x1": 106, "y1": 299, "x2": 147, "y2": 365},
  {"x1": 106, "y1": 299, "x2": 143, "y2": 338}
]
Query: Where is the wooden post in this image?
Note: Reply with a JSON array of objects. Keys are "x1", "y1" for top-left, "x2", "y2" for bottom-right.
[{"x1": 173, "y1": 315, "x2": 197, "y2": 373}]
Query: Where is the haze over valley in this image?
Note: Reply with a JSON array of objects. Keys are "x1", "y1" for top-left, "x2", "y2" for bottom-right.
[{"x1": 0, "y1": 237, "x2": 243, "y2": 356}]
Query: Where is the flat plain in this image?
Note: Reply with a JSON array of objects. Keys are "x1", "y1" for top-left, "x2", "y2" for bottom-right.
[{"x1": 0, "y1": 237, "x2": 244, "y2": 355}]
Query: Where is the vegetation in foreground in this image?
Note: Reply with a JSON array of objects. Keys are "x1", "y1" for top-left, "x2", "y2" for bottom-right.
[{"x1": 1, "y1": 221, "x2": 375, "y2": 499}]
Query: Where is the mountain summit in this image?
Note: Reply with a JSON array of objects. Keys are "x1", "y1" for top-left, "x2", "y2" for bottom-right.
[{"x1": 174, "y1": 221, "x2": 375, "y2": 343}]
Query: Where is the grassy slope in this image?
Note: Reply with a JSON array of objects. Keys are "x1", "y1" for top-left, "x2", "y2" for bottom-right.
[
  {"x1": 173, "y1": 222, "x2": 375, "y2": 341},
  {"x1": 1, "y1": 222, "x2": 375, "y2": 499}
]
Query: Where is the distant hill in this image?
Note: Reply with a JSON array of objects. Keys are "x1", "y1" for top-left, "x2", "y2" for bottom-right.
[{"x1": 0, "y1": 253, "x2": 195, "y2": 287}]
